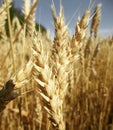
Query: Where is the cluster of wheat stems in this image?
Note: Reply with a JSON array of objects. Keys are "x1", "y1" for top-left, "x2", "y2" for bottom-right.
[{"x1": 0, "y1": 0, "x2": 113, "y2": 130}]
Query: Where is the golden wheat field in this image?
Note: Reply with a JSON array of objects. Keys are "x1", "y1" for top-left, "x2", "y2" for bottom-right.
[{"x1": 0, "y1": 0, "x2": 113, "y2": 130}]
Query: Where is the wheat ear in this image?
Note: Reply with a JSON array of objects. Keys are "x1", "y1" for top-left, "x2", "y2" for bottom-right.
[
  {"x1": 32, "y1": 33, "x2": 61, "y2": 129},
  {"x1": 0, "y1": 2, "x2": 8, "y2": 42},
  {"x1": 0, "y1": 60, "x2": 33, "y2": 112},
  {"x1": 50, "y1": 3, "x2": 74, "y2": 130},
  {"x1": 90, "y1": 3, "x2": 102, "y2": 38}
]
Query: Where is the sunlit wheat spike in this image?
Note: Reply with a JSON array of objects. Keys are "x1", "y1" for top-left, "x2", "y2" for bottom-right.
[
  {"x1": 32, "y1": 32, "x2": 62, "y2": 129},
  {"x1": 26, "y1": 0, "x2": 39, "y2": 37},
  {"x1": 0, "y1": 0, "x2": 11, "y2": 42},
  {"x1": 90, "y1": 3, "x2": 102, "y2": 37},
  {"x1": 11, "y1": 60, "x2": 33, "y2": 89},
  {"x1": 79, "y1": 8, "x2": 90, "y2": 29},
  {"x1": 23, "y1": 0, "x2": 31, "y2": 17}
]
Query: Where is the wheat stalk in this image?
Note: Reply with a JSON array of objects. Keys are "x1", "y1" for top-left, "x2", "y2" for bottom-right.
[{"x1": 6, "y1": 0, "x2": 16, "y2": 73}]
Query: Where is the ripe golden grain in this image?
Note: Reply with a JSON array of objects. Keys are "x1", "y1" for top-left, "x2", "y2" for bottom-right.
[{"x1": 0, "y1": 1, "x2": 113, "y2": 130}]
